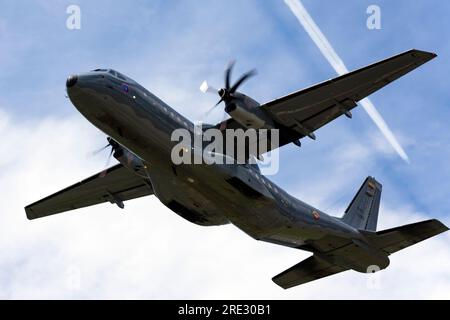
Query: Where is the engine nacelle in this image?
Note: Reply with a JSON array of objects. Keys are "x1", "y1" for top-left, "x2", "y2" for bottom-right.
[
  {"x1": 226, "y1": 104, "x2": 266, "y2": 129},
  {"x1": 110, "y1": 140, "x2": 148, "y2": 178},
  {"x1": 225, "y1": 93, "x2": 275, "y2": 130}
]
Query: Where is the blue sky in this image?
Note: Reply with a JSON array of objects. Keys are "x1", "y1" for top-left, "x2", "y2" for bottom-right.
[{"x1": 1, "y1": 0, "x2": 450, "y2": 298}]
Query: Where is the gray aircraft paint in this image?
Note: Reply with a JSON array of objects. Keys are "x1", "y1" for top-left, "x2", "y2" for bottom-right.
[{"x1": 26, "y1": 51, "x2": 449, "y2": 288}]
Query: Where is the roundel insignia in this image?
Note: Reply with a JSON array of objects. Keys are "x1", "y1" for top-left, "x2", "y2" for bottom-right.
[
  {"x1": 312, "y1": 210, "x2": 320, "y2": 220},
  {"x1": 121, "y1": 83, "x2": 129, "y2": 93}
]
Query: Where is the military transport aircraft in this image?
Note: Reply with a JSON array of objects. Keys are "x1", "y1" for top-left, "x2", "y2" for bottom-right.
[{"x1": 25, "y1": 49, "x2": 448, "y2": 289}]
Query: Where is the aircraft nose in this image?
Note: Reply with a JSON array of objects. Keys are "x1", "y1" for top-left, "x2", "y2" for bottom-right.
[{"x1": 66, "y1": 74, "x2": 78, "y2": 88}]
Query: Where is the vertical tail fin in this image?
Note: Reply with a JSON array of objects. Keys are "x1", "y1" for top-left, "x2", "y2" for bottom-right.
[{"x1": 341, "y1": 177, "x2": 381, "y2": 231}]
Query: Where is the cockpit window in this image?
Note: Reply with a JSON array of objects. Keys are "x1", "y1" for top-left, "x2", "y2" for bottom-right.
[
  {"x1": 107, "y1": 69, "x2": 130, "y2": 82},
  {"x1": 92, "y1": 69, "x2": 108, "y2": 72},
  {"x1": 115, "y1": 72, "x2": 127, "y2": 81}
]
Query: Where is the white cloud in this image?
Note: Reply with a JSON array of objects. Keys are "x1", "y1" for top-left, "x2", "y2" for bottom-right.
[{"x1": 0, "y1": 108, "x2": 448, "y2": 299}]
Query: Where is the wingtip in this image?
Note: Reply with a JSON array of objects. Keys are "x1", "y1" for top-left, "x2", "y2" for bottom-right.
[
  {"x1": 24, "y1": 206, "x2": 37, "y2": 220},
  {"x1": 410, "y1": 49, "x2": 438, "y2": 60},
  {"x1": 271, "y1": 276, "x2": 289, "y2": 290},
  {"x1": 439, "y1": 221, "x2": 449, "y2": 232},
  {"x1": 430, "y1": 219, "x2": 450, "y2": 232}
]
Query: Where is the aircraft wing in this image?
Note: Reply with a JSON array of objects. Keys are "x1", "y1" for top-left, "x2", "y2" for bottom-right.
[
  {"x1": 25, "y1": 164, "x2": 153, "y2": 220},
  {"x1": 215, "y1": 49, "x2": 436, "y2": 157},
  {"x1": 272, "y1": 255, "x2": 348, "y2": 289},
  {"x1": 261, "y1": 49, "x2": 436, "y2": 142}
]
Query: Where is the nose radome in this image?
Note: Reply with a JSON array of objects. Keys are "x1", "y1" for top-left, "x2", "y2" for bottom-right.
[{"x1": 66, "y1": 74, "x2": 78, "y2": 88}]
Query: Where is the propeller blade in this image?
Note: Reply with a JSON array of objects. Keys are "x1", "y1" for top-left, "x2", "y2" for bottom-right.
[
  {"x1": 225, "y1": 60, "x2": 235, "y2": 90},
  {"x1": 215, "y1": 97, "x2": 224, "y2": 107},
  {"x1": 99, "y1": 148, "x2": 114, "y2": 178},
  {"x1": 230, "y1": 69, "x2": 257, "y2": 93},
  {"x1": 89, "y1": 144, "x2": 110, "y2": 157},
  {"x1": 199, "y1": 81, "x2": 218, "y2": 94},
  {"x1": 203, "y1": 104, "x2": 219, "y2": 118},
  {"x1": 200, "y1": 61, "x2": 256, "y2": 120}
]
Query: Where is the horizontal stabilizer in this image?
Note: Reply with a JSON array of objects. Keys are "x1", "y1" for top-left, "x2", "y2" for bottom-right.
[
  {"x1": 272, "y1": 255, "x2": 347, "y2": 289},
  {"x1": 362, "y1": 219, "x2": 449, "y2": 255}
]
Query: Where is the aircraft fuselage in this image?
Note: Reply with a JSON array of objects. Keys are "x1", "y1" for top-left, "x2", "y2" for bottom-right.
[{"x1": 66, "y1": 69, "x2": 388, "y2": 273}]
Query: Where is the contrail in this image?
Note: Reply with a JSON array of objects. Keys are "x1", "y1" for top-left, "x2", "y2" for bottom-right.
[{"x1": 284, "y1": 0, "x2": 409, "y2": 163}]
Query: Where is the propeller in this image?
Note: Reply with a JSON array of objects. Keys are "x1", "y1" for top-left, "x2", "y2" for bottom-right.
[
  {"x1": 90, "y1": 137, "x2": 122, "y2": 178},
  {"x1": 200, "y1": 61, "x2": 257, "y2": 114}
]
